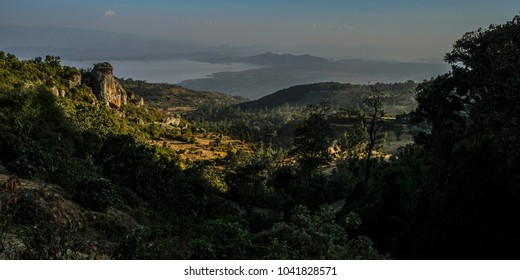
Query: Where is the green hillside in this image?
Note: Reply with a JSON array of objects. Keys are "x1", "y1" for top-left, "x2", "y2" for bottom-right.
[
  {"x1": 120, "y1": 78, "x2": 247, "y2": 110},
  {"x1": 238, "y1": 81, "x2": 417, "y2": 115}
]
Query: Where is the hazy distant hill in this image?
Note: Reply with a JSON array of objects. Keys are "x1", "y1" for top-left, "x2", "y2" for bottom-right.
[
  {"x1": 243, "y1": 52, "x2": 331, "y2": 66},
  {"x1": 193, "y1": 52, "x2": 331, "y2": 66},
  {"x1": 238, "y1": 81, "x2": 418, "y2": 115}
]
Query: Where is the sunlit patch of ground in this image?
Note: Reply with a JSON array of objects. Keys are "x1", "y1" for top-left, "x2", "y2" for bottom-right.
[{"x1": 150, "y1": 133, "x2": 251, "y2": 162}]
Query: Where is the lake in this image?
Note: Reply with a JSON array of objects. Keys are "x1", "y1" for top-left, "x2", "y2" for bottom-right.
[{"x1": 61, "y1": 59, "x2": 264, "y2": 84}]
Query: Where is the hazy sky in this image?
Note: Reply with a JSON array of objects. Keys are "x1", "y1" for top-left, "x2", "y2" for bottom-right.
[{"x1": 1, "y1": 0, "x2": 519, "y2": 60}]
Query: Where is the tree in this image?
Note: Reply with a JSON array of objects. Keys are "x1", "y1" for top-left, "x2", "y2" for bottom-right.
[
  {"x1": 339, "y1": 120, "x2": 369, "y2": 160},
  {"x1": 445, "y1": 16, "x2": 520, "y2": 172},
  {"x1": 252, "y1": 205, "x2": 385, "y2": 259},
  {"x1": 293, "y1": 104, "x2": 333, "y2": 174},
  {"x1": 362, "y1": 88, "x2": 386, "y2": 193},
  {"x1": 292, "y1": 103, "x2": 334, "y2": 202},
  {"x1": 415, "y1": 15, "x2": 520, "y2": 187},
  {"x1": 293, "y1": 103, "x2": 334, "y2": 172},
  {"x1": 408, "y1": 15, "x2": 520, "y2": 258}
]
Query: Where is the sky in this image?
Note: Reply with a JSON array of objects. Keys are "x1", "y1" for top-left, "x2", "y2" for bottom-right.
[{"x1": 1, "y1": 0, "x2": 519, "y2": 61}]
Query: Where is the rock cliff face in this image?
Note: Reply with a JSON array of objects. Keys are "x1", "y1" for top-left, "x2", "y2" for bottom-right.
[
  {"x1": 89, "y1": 62, "x2": 128, "y2": 108},
  {"x1": 67, "y1": 72, "x2": 82, "y2": 89}
]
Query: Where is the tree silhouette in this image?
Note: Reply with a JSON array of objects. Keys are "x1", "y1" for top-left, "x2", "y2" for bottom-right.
[
  {"x1": 362, "y1": 88, "x2": 386, "y2": 193},
  {"x1": 293, "y1": 103, "x2": 334, "y2": 200}
]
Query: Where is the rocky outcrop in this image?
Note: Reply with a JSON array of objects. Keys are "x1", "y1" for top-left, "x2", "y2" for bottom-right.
[
  {"x1": 128, "y1": 92, "x2": 144, "y2": 107},
  {"x1": 89, "y1": 62, "x2": 128, "y2": 108},
  {"x1": 164, "y1": 114, "x2": 181, "y2": 126},
  {"x1": 0, "y1": 172, "x2": 138, "y2": 259},
  {"x1": 50, "y1": 86, "x2": 66, "y2": 98},
  {"x1": 50, "y1": 71, "x2": 82, "y2": 98},
  {"x1": 67, "y1": 73, "x2": 82, "y2": 89}
]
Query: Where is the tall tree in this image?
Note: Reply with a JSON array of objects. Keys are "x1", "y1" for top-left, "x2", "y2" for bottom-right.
[
  {"x1": 410, "y1": 15, "x2": 520, "y2": 258},
  {"x1": 292, "y1": 103, "x2": 334, "y2": 199},
  {"x1": 362, "y1": 88, "x2": 386, "y2": 192}
]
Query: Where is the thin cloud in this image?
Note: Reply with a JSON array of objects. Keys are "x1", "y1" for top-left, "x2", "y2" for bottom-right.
[{"x1": 104, "y1": 10, "x2": 116, "y2": 17}]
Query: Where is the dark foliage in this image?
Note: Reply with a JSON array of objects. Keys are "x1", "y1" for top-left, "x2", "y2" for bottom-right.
[
  {"x1": 346, "y1": 15, "x2": 520, "y2": 259},
  {"x1": 73, "y1": 177, "x2": 117, "y2": 212}
]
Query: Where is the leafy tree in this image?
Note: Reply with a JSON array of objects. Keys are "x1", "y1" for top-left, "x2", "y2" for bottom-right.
[
  {"x1": 292, "y1": 103, "x2": 334, "y2": 203},
  {"x1": 253, "y1": 205, "x2": 385, "y2": 259},
  {"x1": 94, "y1": 134, "x2": 195, "y2": 215},
  {"x1": 408, "y1": 15, "x2": 520, "y2": 258},
  {"x1": 186, "y1": 218, "x2": 252, "y2": 259},
  {"x1": 225, "y1": 144, "x2": 286, "y2": 206},
  {"x1": 293, "y1": 103, "x2": 334, "y2": 176},
  {"x1": 339, "y1": 121, "x2": 369, "y2": 159}
]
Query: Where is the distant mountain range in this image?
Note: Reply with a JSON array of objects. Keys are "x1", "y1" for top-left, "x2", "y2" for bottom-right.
[{"x1": 192, "y1": 52, "x2": 331, "y2": 67}]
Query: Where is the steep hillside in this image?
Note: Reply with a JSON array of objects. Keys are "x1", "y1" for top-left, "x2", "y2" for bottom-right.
[
  {"x1": 0, "y1": 52, "x2": 249, "y2": 259},
  {"x1": 238, "y1": 81, "x2": 418, "y2": 115},
  {"x1": 119, "y1": 78, "x2": 247, "y2": 113}
]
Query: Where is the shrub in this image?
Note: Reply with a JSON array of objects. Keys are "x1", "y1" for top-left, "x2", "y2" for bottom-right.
[{"x1": 73, "y1": 177, "x2": 117, "y2": 212}]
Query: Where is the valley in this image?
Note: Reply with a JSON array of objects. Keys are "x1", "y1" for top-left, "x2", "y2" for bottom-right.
[{"x1": 1, "y1": 13, "x2": 519, "y2": 261}]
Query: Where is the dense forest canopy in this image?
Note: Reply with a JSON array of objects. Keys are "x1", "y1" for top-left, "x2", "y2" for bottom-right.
[{"x1": 1, "y1": 15, "x2": 520, "y2": 259}]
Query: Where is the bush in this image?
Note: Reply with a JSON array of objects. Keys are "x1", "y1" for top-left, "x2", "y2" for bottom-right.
[
  {"x1": 186, "y1": 219, "x2": 251, "y2": 259},
  {"x1": 73, "y1": 177, "x2": 117, "y2": 212}
]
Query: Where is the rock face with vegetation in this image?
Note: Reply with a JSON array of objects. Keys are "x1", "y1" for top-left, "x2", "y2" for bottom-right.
[
  {"x1": 0, "y1": 171, "x2": 138, "y2": 259},
  {"x1": 89, "y1": 62, "x2": 128, "y2": 108},
  {"x1": 119, "y1": 78, "x2": 247, "y2": 110}
]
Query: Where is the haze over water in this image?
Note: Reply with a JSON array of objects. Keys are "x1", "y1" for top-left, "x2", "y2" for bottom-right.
[{"x1": 61, "y1": 59, "x2": 264, "y2": 84}]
